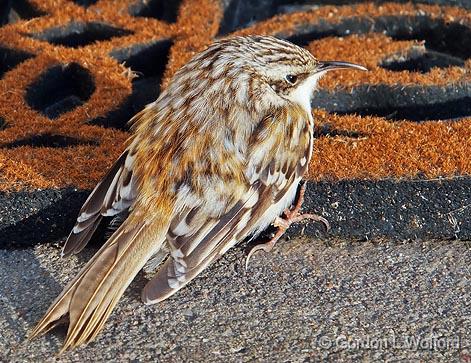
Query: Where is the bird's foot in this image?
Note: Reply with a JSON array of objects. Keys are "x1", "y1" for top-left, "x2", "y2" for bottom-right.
[{"x1": 245, "y1": 183, "x2": 330, "y2": 269}]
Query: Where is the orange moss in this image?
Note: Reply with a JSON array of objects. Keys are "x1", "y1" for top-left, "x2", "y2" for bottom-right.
[{"x1": 308, "y1": 110, "x2": 471, "y2": 180}]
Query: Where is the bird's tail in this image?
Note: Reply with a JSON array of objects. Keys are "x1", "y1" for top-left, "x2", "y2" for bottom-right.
[{"x1": 29, "y1": 219, "x2": 166, "y2": 352}]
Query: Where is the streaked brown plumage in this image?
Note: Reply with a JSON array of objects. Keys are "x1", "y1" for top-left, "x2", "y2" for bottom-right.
[{"x1": 29, "y1": 35, "x2": 366, "y2": 351}]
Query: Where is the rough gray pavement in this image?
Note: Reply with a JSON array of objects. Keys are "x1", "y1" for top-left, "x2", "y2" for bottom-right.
[{"x1": 1, "y1": 237, "x2": 470, "y2": 362}]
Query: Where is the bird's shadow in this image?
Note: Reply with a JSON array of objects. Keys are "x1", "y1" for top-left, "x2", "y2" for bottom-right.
[
  {"x1": 3, "y1": 243, "x2": 154, "y2": 355},
  {"x1": 1, "y1": 249, "x2": 63, "y2": 351}
]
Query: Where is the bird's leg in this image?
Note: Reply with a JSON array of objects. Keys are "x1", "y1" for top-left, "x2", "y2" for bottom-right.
[{"x1": 246, "y1": 182, "x2": 330, "y2": 269}]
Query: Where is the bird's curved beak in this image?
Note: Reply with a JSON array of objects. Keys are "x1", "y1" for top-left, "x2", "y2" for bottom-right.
[{"x1": 316, "y1": 60, "x2": 368, "y2": 73}]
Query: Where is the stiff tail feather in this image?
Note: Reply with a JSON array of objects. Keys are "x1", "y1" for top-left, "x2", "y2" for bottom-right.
[{"x1": 29, "y1": 219, "x2": 167, "y2": 352}]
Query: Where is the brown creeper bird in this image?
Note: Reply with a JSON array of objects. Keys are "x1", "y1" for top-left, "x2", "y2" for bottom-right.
[{"x1": 29, "y1": 35, "x2": 366, "y2": 351}]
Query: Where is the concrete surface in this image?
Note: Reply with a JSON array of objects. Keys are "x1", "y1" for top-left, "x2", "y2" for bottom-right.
[{"x1": 1, "y1": 237, "x2": 470, "y2": 362}]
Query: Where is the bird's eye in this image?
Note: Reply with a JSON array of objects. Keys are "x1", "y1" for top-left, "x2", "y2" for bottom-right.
[{"x1": 285, "y1": 74, "x2": 298, "y2": 84}]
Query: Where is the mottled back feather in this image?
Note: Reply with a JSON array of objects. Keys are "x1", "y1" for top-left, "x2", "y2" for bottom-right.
[{"x1": 62, "y1": 150, "x2": 137, "y2": 256}]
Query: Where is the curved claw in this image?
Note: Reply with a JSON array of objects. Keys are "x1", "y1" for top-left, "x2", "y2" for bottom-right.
[
  {"x1": 301, "y1": 213, "x2": 331, "y2": 232},
  {"x1": 289, "y1": 212, "x2": 330, "y2": 232},
  {"x1": 320, "y1": 216, "x2": 331, "y2": 232},
  {"x1": 245, "y1": 224, "x2": 285, "y2": 270},
  {"x1": 245, "y1": 243, "x2": 273, "y2": 270}
]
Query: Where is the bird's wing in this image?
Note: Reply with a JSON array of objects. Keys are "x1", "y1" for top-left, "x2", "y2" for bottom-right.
[
  {"x1": 142, "y1": 148, "x2": 306, "y2": 304},
  {"x1": 141, "y1": 181, "x2": 263, "y2": 304},
  {"x1": 62, "y1": 149, "x2": 137, "y2": 256}
]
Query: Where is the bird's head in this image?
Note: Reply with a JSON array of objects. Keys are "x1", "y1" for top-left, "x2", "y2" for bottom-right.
[
  {"x1": 160, "y1": 35, "x2": 366, "y2": 124},
  {"x1": 238, "y1": 36, "x2": 367, "y2": 114}
]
